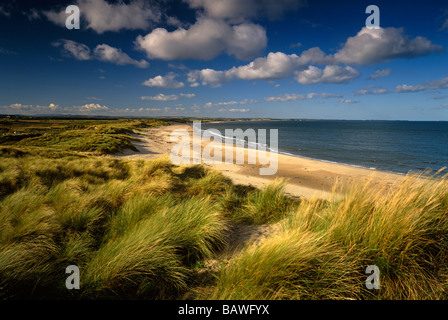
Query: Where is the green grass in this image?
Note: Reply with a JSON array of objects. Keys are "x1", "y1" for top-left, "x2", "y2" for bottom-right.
[{"x1": 220, "y1": 179, "x2": 300, "y2": 224}]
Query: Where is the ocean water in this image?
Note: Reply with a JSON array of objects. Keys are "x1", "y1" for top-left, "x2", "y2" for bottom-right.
[{"x1": 200, "y1": 120, "x2": 448, "y2": 175}]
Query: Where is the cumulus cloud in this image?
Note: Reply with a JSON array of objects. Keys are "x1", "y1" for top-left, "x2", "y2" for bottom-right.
[
  {"x1": 265, "y1": 92, "x2": 341, "y2": 102},
  {"x1": 183, "y1": 0, "x2": 305, "y2": 22},
  {"x1": 185, "y1": 25, "x2": 441, "y2": 87},
  {"x1": 333, "y1": 27, "x2": 442, "y2": 65},
  {"x1": 135, "y1": 17, "x2": 267, "y2": 60},
  {"x1": 203, "y1": 99, "x2": 257, "y2": 108},
  {"x1": 219, "y1": 108, "x2": 250, "y2": 112},
  {"x1": 187, "y1": 51, "x2": 309, "y2": 86},
  {"x1": 5, "y1": 103, "x2": 59, "y2": 112},
  {"x1": 368, "y1": 68, "x2": 391, "y2": 80},
  {"x1": 93, "y1": 44, "x2": 149, "y2": 68},
  {"x1": 395, "y1": 84, "x2": 427, "y2": 93},
  {"x1": 395, "y1": 77, "x2": 448, "y2": 93},
  {"x1": 53, "y1": 40, "x2": 148, "y2": 68},
  {"x1": 294, "y1": 65, "x2": 360, "y2": 85},
  {"x1": 187, "y1": 51, "x2": 361, "y2": 87},
  {"x1": 44, "y1": 0, "x2": 161, "y2": 33},
  {"x1": 142, "y1": 73, "x2": 185, "y2": 89},
  {"x1": 79, "y1": 103, "x2": 109, "y2": 111},
  {"x1": 0, "y1": 103, "x2": 112, "y2": 115},
  {"x1": 140, "y1": 93, "x2": 196, "y2": 101},
  {"x1": 53, "y1": 39, "x2": 91, "y2": 61}
]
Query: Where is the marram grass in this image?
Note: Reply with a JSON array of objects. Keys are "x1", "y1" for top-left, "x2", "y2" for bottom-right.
[{"x1": 210, "y1": 174, "x2": 448, "y2": 300}]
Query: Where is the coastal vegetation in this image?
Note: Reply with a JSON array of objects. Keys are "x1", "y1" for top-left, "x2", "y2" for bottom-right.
[{"x1": 0, "y1": 117, "x2": 447, "y2": 299}]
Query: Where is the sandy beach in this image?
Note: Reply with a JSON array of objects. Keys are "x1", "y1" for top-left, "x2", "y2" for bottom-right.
[{"x1": 112, "y1": 123, "x2": 405, "y2": 199}]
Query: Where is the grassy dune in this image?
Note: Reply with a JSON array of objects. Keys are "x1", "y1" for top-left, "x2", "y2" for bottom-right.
[
  {"x1": 0, "y1": 118, "x2": 447, "y2": 300},
  {"x1": 210, "y1": 175, "x2": 448, "y2": 300}
]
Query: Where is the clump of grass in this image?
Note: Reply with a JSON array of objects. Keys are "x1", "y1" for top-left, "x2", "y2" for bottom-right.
[
  {"x1": 185, "y1": 169, "x2": 233, "y2": 197},
  {"x1": 222, "y1": 179, "x2": 298, "y2": 224},
  {"x1": 81, "y1": 219, "x2": 189, "y2": 299},
  {"x1": 82, "y1": 196, "x2": 227, "y2": 298},
  {"x1": 209, "y1": 229, "x2": 361, "y2": 300}
]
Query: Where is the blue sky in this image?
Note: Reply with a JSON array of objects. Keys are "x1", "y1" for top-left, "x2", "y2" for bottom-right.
[{"x1": 1, "y1": 0, "x2": 448, "y2": 120}]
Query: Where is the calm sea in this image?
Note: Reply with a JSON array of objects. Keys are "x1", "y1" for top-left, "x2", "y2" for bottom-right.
[{"x1": 200, "y1": 120, "x2": 448, "y2": 175}]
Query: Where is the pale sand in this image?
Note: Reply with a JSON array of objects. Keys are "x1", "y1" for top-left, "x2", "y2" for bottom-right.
[{"x1": 111, "y1": 123, "x2": 405, "y2": 199}]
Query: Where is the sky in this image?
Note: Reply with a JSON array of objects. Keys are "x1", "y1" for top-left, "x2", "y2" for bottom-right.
[{"x1": 0, "y1": 0, "x2": 448, "y2": 120}]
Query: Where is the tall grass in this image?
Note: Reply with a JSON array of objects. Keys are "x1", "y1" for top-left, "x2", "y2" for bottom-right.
[
  {"x1": 220, "y1": 179, "x2": 299, "y2": 224},
  {"x1": 211, "y1": 174, "x2": 448, "y2": 300},
  {"x1": 0, "y1": 154, "x2": 228, "y2": 299}
]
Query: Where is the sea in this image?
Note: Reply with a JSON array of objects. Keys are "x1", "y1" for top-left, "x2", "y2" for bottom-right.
[{"x1": 200, "y1": 120, "x2": 448, "y2": 175}]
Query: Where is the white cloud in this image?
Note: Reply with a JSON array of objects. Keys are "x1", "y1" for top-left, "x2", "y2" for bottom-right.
[
  {"x1": 53, "y1": 40, "x2": 148, "y2": 67},
  {"x1": 265, "y1": 94, "x2": 304, "y2": 102},
  {"x1": 93, "y1": 44, "x2": 149, "y2": 68},
  {"x1": 187, "y1": 51, "x2": 309, "y2": 86},
  {"x1": 338, "y1": 99, "x2": 359, "y2": 104},
  {"x1": 44, "y1": 0, "x2": 161, "y2": 33},
  {"x1": 394, "y1": 77, "x2": 448, "y2": 93},
  {"x1": 135, "y1": 17, "x2": 267, "y2": 60},
  {"x1": 187, "y1": 52, "x2": 360, "y2": 87},
  {"x1": 395, "y1": 84, "x2": 426, "y2": 93},
  {"x1": 203, "y1": 99, "x2": 256, "y2": 108},
  {"x1": 182, "y1": 26, "x2": 439, "y2": 87},
  {"x1": 353, "y1": 86, "x2": 389, "y2": 96},
  {"x1": 333, "y1": 27, "x2": 442, "y2": 65},
  {"x1": 142, "y1": 73, "x2": 185, "y2": 89},
  {"x1": 265, "y1": 92, "x2": 342, "y2": 102},
  {"x1": 79, "y1": 103, "x2": 109, "y2": 111},
  {"x1": 140, "y1": 93, "x2": 195, "y2": 101},
  {"x1": 187, "y1": 69, "x2": 230, "y2": 87},
  {"x1": 219, "y1": 108, "x2": 250, "y2": 112},
  {"x1": 53, "y1": 39, "x2": 91, "y2": 61},
  {"x1": 227, "y1": 51, "x2": 303, "y2": 80},
  {"x1": 141, "y1": 94, "x2": 179, "y2": 101},
  {"x1": 183, "y1": 0, "x2": 305, "y2": 22},
  {"x1": 368, "y1": 68, "x2": 391, "y2": 80},
  {"x1": 295, "y1": 65, "x2": 360, "y2": 84}
]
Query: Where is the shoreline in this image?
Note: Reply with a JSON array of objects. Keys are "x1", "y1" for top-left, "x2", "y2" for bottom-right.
[{"x1": 111, "y1": 123, "x2": 406, "y2": 199}]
